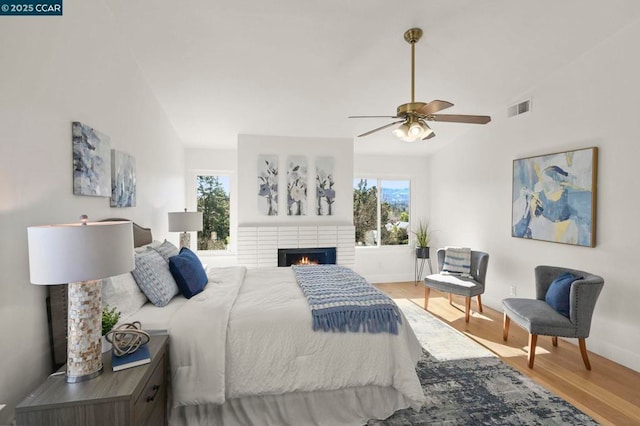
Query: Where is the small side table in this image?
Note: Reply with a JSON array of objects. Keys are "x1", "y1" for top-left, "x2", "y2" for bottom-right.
[{"x1": 415, "y1": 250, "x2": 433, "y2": 284}]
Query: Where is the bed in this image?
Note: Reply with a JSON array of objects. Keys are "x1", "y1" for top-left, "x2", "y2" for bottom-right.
[{"x1": 48, "y1": 221, "x2": 425, "y2": 426}]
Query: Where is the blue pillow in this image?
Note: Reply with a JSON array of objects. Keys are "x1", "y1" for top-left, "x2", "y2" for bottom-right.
[
  {"x1": 545, "y1": 272, "x2": 581, "y2": 317},
  {"x1": 168, "y1": 247, "x2": 208, "y2": 299}
]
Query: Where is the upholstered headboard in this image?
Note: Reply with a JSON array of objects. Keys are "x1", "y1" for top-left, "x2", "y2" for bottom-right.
[{"x1": 47, "y1": 219, "x2": 152, "y2": 369}]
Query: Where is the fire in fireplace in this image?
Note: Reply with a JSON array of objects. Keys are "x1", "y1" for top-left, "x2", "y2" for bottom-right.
[{"x1": 278, "y1": 247, "x2": 337, "y2": 267}]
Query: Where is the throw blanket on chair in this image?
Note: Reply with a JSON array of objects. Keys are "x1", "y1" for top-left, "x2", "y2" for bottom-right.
[
  {"x1": 292, "y1": 264, "x2": 402, "y2": 334},
  {"x1": 442, "y1": 247, "x2": 472, "y2": 278}
]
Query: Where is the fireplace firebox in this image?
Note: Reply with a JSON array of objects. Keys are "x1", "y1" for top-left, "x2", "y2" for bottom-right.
[{"x1": 278, "y1": 247, "x2": 337, "y2": 267}]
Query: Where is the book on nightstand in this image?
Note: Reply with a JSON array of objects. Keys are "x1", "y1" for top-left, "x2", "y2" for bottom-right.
[{"x1": 112, "y1": 344, "x2": 151, "y2": 372}]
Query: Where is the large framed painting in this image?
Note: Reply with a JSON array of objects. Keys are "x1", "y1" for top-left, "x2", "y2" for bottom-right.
[
  {"x1": 512, "y1": 147, "x2": 598, "y2": 247},
  {"x1": 257, "y1": 154, "x2": 278, "y2": 216},
  {"x1": 315, "y1": 156, "x2": 335, "y2": 216},
  {"x1": 110, "y1": 150, "x2": 136, "y2": 207},
  {"x1": 286, "y1": 156, "x2": 307, "y2": 216},
  {"x1": 72, "y1": 121, "x2": 111, "y2": 196}
]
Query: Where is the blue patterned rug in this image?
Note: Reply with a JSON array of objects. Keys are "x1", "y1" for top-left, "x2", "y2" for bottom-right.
[{"x1": 371, "y1": 300, "x2": 599, "y2": 425}]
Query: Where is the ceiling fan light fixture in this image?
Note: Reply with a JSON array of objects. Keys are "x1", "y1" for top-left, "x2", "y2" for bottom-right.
[
  {"x1": 392, "y1": 122, "x2": 410, "y2": 139},
  {"x1": 409, "y1": 120, "x2": 425, "y2": 137},
  {"x1": 421, "y1": 123, "x2": 434, "y2": 139}
]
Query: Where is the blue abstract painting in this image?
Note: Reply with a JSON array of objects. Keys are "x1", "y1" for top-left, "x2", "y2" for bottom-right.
[
  {"x1": 72, "y1": 121, "x2": 111, "y2": 197},
  {"x1": 316, "y1": 156, "x2": 335, "y2": 216},
  {"x1": 257, "y1": 155, "x2": 278, "y2": 215},
  {"x1": 286, "y1": 156, "x2": 307, "y2": 216},
  {"x1": 110, "y1": 150, "x2": 136, "y2": 207},
  {"x1": 512, "y1": 147, "x2": 597, "y2": 247}
]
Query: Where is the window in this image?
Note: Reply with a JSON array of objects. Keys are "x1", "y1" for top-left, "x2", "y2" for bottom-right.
[
  {"x1": 196, "y1": 175, "x2": 230, "y2": 251},
  {"x1": 353, "y1": 178, "x2": 410, "y2": 247}
]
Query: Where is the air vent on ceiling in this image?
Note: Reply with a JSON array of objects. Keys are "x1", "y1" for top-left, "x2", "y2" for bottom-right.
[{"x1": 508, "y1": 99, "x2": 531, "y2": 117}]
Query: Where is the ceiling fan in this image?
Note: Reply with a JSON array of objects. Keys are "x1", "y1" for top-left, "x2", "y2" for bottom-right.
[{"x1": 349, "y1": 28, "x2": 491, "y2": 142}]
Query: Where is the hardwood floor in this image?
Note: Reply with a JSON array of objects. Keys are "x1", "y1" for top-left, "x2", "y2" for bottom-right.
[{"x1": 375, "y1": 282, "x2": 640, "y2": 426}]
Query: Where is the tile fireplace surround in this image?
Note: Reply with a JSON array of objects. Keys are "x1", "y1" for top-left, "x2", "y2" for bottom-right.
[{"x1": 237, "y1": 225, "x2": 355, "y2": 268}]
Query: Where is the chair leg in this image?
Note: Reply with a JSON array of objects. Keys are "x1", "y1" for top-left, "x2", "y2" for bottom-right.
[
  {"x1": 579, "y1": 338, "x2": 592, "y2": 370},
  {"x1": 464, "y1": 297, "x2": 471, "y2": 322},
  {"x1": 477, "y1": 294, "x2": 483, "y2": 313},
  {"x1": 528, "y1": 334, "x2": 538, "y2": 368},
  {"x1": 449, "y1": 293, "x2": 453, "y2": 305},
  {"x1": 503, "y1": 314, "x2": 510, "y2": 341},
  {"x1": 552, "y1": 336, "x2": 558, "y2": 347},
  {"x1": 423, "y1": 286, "x2": 431, "y2": 310}
]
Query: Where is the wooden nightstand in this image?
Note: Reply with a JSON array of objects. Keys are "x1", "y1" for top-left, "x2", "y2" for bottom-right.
[{"x1": 16, "y1": 334, "x2": 169, "y2": 426}]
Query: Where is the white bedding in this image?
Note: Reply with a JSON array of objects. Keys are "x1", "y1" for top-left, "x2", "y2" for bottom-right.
[{"x1": 127, "y1": 266, "x2": 425, "y2": 423}]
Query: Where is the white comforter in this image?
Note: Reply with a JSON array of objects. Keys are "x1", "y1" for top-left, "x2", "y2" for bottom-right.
[{"x1": 168, "y1": 266, "x2": 425, "y2": 411}]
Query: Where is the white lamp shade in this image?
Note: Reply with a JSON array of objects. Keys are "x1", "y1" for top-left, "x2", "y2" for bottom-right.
[
  {"x1": 168, "y1": 211, "x2": 203, "y2": 232},
  {"x1": 27, "y1": 221, "x2": 134, "y2": 285}
]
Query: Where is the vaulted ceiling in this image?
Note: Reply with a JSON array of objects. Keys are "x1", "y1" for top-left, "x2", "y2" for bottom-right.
[{"x1": 106, "y1": 0, "x2": 640, "y2": 155}]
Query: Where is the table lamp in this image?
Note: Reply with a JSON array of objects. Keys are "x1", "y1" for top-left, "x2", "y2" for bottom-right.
[
  {"x1": 168, "y1": 208, "x2": 203, "y2": 249},
  {"x1": 27, "y1": 216, "x2": 134, "y2": 383}
]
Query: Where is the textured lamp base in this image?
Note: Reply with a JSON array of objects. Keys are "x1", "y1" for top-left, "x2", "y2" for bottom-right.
[
  {"x1": 66, "y1": 280, "x2": 103, "y2": 383},
  {"x1": 179, "y1": 232, "x2": 191, "y2": 249}
]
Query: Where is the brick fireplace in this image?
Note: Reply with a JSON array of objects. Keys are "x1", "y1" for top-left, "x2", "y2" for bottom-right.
[{"x1": 237, "y1": 225, "x2": 354, "y2": 268}]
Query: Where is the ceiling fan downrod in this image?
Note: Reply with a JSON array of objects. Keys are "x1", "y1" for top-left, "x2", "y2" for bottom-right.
[{"x1": 404, "y1": 28, "x2": 423, "y2": 104}]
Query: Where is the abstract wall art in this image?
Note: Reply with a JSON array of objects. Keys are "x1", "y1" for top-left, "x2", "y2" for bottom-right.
[
  {"x1": 286, "y1": 156, "x2": 307, "y2": 216},
  {"x1": 512, "y1": 147, "x2": 598, "y2": 247},
  {"x1": 257, "y1": 154, "x2": 278, "y2": 215},
  {"x1": 110, "y1": 150, "x2": 136, "y2": 207},
  {"x1": 72, "y1": 121, "x2": 111, "y2": 196},
  {"x1": 315, "y1": 156, "x2": 335, "y2": 216}
]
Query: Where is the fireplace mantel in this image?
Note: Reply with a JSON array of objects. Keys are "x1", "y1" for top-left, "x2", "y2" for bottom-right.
[{"x1": 237, "y1": 225, "x2": 355, "y2": 268}]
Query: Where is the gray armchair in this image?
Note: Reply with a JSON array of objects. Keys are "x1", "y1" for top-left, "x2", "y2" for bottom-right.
[
  {"x1": 423, "y1": 249, "x2": 489, "y2": 323},
  {"x1": 502, "y1": 265, "x2": 604, "y2": 369}
]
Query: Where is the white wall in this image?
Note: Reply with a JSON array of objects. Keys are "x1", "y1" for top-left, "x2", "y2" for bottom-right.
[
  {"x1": 0, "y1": 1, "x2": 185, "y2": 422},
  {"x1": 237, "y1": 134, "x2": 353, "y2": 225},
  {"x1": 428, "y1": 19, "x2": 640, "y2": 372},
  {"x1": 353, "y1": 155, "x2": 430, "y2": 283}
]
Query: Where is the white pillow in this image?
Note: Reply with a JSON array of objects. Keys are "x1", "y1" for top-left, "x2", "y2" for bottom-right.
[{"x1": 102, "y1": 272, "x2": 148, "y2": 319}]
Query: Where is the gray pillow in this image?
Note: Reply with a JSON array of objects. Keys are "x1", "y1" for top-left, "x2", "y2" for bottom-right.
[
  {"x1": 131, "y1": 249, "x2": 179, "y2": 307},
  {"x1": 152, "y1": 239, "x2": 179, "y2": 263}
]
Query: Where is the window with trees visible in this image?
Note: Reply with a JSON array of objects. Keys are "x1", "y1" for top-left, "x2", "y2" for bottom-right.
[
  {"x1": 196, "y1": 175, "x2": 230, "y2": 251},
  {"x1": 353, "y1": 178, "x2": 410, "y2": 247}
]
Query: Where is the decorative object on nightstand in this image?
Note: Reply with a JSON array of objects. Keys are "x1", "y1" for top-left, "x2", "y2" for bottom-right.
[
  {"x1": 412, "y1": 219, "x2": 432, "y2": 283},
  {"x1": 168, "y1": 208, "x2": 203, "y2": 249},
  {"x1": 27, "y1": 216, "x2": 134, "y2": 383},
  {"x1": 105, "y1": 321, "x2": 150, "y2": 357},
  {"x1": 112, "y1": 343, "x2": 151, "y2": 371},
  {"x1": 101, "y1": 305, "x2": 121, "y2": 353}
]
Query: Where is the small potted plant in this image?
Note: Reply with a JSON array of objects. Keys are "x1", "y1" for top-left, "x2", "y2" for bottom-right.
[
  {"x1": 102, "y1": 305, "x2": 121, "y2": 353},
  {"x1": 412, "y1": 220, "x2": 431, "y2": 259}
]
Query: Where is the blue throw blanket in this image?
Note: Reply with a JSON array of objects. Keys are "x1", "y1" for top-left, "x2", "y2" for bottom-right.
[{"x1": 292, "y1": 264, "x2": 402, "y2": 334}]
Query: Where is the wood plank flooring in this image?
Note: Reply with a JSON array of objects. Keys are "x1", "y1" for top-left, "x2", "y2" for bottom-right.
[{"x1": 375, "y1": 282, "x2": 640, "y2": 426}]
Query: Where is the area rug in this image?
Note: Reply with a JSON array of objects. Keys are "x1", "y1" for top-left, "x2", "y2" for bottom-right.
[{"x1": 371, "y1": 299, "x2": 599, "y2": 425}]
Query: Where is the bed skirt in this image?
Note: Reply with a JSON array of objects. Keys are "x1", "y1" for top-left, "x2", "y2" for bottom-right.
[{"x1": 169, "y1": 385, "x2": 413, "y2": 426}]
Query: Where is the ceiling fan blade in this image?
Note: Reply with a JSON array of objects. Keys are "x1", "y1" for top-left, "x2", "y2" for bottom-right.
[
  {"x1": 349, "y1": 115, "x2": 400, "y2": 119},
  {"x1": 357, "y1": 120, "x2": 404, "y2": 137},
  {"x1": 429, "y1": 114, "x2": 492, "y2": 124},
  {"x1": 417, "y1": 100, "x2": 454, "y2": 115}
]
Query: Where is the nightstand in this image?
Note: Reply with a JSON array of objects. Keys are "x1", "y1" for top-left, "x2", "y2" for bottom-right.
[{"x1": 16, "y1": 334, "x2": 169, "y2": 426}]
